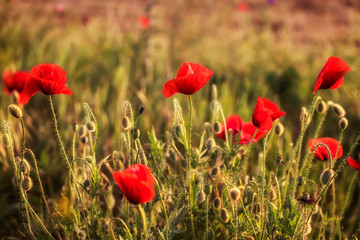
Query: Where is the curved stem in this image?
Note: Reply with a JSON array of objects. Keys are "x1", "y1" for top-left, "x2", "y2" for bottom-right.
[
  {"x1": 110, "y1": 217, "x2": 133, "y2": 240},
  {"x1": 138, "y1": 204, "x2": 148, "y2": 240}
]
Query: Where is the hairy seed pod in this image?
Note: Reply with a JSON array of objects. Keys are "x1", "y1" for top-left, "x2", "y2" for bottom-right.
[
  {"x1": 211, "y1": 166, "x2": 220, "y2": 178},
  {"x1": 206, "y1": 138, "x2": 216, "y2": 152},
  {"x1": 173, "y1": 124, "x2": 183, "y2": 139},
  {"x1": 220, "y1": 208, "x2": 230, "y2": 223},
  {"x1": 229, "y1": 187, "x2": 241, "y2": 202},
  {"x1": 72, "y1": 122, "x2": 79, "y2": 132},
  {"x1": 16, "y1": 157, "x2": 31, "y2": 174},
  {"x1": 302, "y1": 192, "x2": 310, "y2": 201},
  {"x1": 316, "y1": 100, "x2": 327, "y2": 114},
  {"x1": 22, "y1": 176, "x2": 33, "y2": 191},
  {"x1": 8, "y1": 104, "x2": 23, "y2": 119},
  {"x1": 86, "y1": 121, "x2": 96, "y2": 132},
  {"x1": 131, "y1": 128, "x2": 140, "y2": 139},
  {"x1": 239, "y1": 146, "x2": 246, "y2": 155},
  {"x1": 2, "y1": 134, "x2": 11, "y2": 147},
  {"x1": 204, "y1": 185, "x2": 212, "y2": 195},
  {"x1": 320, "y1": 169, "x2": 335, "y2": 185},
  {"x1": 121, "y1": 116, "x2": 132, "y2": 130},
  {"x1": 213, "y1": 197, "x2": 221, "y2": 209},
  {"x1": 77, "y1": 125, "x2": 87, "y2": 138},
  {"x1": 332, "y1": 103, "x2": 346, "y2": 118},
  {"x1": 274, "y1": 122, "x2": 284, "y2": 136},
  {"x1": 213, "y1": 121, "x2": 222, "y2": 134},
  {"x1": 253, "y1": 203, "x2": 261, "y2": 214},
  {"x1": 196, "y1": 191, "x2": 206, "y2": 203},
  {"x1": 339, "y1": 117, "x2": 348, "y2": 130},
  {"x1": 216, "y1": 181, "x2": 225, "y2": 196},
  {"x1": 138, "y1": 106, "x2": 145, "y2": 115},
  {"x1": 81, "y1": 136, "x2": 88, "y2": 144}
]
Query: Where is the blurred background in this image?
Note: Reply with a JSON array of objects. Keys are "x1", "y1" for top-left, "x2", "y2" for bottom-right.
[{"x1": 0, "y1": 0, "x2": 360, "y2": 237}]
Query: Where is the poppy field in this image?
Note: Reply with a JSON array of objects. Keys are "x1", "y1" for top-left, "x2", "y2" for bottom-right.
[{"x1": 1, "y1": 0, "x2": 360, "y2": 239}]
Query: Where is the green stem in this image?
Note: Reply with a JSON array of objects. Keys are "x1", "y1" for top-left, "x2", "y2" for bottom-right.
[
  {"x1": 187, "y1": 95, "x2": 195, "y2": 239},
  {"x1": 340, "y1": 172, "x2": 358, "y2": 222},
  {"x1": 138, "y1": 204, "x2": 148, "y2": 240}
]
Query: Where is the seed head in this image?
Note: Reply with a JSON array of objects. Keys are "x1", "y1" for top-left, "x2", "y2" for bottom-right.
[
  {"x1": 173, "y1": 124, "x2": 183, "y2": 139},
  {"x1": 121, "y1": 116, "x2": 132, "y2": 130},
  {"x1": 316, "y1": 100, "x2": 327, "y2": 114},
  {"x1": 332, "y1": 103, "x2": 346, "y2": 118},
  {"x1": 2, "y1": 134, "x2": 11, "y2": 147},
  {"x1": 211, "y1": 166, "x2": 220, "y2": 178},
  {"x1": 274, "y1": 122, "x2": 284, "y2": 136},
  {"x1": 22, "y1": 176, "x2": 33, "y2": 191},
  {"x1": 320, "y1": 169, "x2": 335, "y2": 185},
  {"x1": 196, "y1": 191, "x2": 206, "y2": 203},
  {"x1": 339, "y1": 117, "x2": 348, "y2": 130},
  {"x1": 77, "y1": 125, "x2": 87, "y2": 138},
  {"x1": 206, "y1": 138, "x2": 216, "y2": 152},
  {"x1": 213, "y1": 197, "x2": 221, "y2": 209},
  {"x1": 229, "y1": 187, "x2": 241, "y2": 202},
  {"x1": 220, "y1": 208, "x2": 230, "y2": 223},
  {"x1": 213, "y1": 121, "x2": 222, "y2": 134},
  {"x1": 8, "y1": 104, "x2": 23, "y2": 119},
  {"x1": 138, "y1": 106, "x2": 145, "y2": 115},
  {"x1": 131, "y1": 128, "x2": 140, "y2": 139},
  {"x1": 86, "y1": 121, "x2": 96, "y2": 132}
]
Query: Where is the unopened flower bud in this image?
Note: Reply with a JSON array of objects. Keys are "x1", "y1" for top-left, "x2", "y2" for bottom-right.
[
  {"x1": 16, "y1": 157, "x2": 31, "y2": 174},
  {"x1": 274, "y1": 122, "x2": 284, "y2": 136},
  {"x1": 22, "y1": 176, "x2": 33, "y2": 191},
  {"x1": 121, "y1": 116, "x2": 132, "y2": 130},
  {"x1": 72, "y1": 122, "x2": 79, "y2": 132},
  {"x1": 76, "y1": 229, "x2": 87, "y2": 240},
  {"x1": 131, "y1": 128, "x2": 140, "y2": 139},
  {"x1": 204, "y1": 185, "x2": 212, "y2": 195},
  {"x1": 229, "y1": 187, "x2": 241, "y2": 202},
  {"x1": 213, "y1": 197, "x2": 221, "y2": 209},
  {"x1": 211, "y1": 166, "x2": 220, "y2": 178},
  {"x1": 206, "y1": 138, "x2": 216, "y2": 152},
  {"x1": 220, "y1": 208, "x2": 230, "y2": 223},
  {"x1": 2, "y1": 134, "x2": 11, "y2": 147},
  {"x1": 297, "y1": 176, "x2": 305, "y2": 186},
  {"x1": 86, "y1": 121, "x2": 96, "y2": 132},
  {"x1": 173, "y1": 124, "x2": 183, "y2": 139},
  {"x1": 332, "y1": 103, "x2": 346, "y2": 118},
  {"x1": 302, "y1": 192, "x2": 310, "y2": 201},
  {"x1": 196, "y1": 191, "x2": 206, "y2": 203},
  {"x1": 300, "y1": 107, "x2": 311, "y2": 125},
  {"x1": 253, "y1": 203, "x2": 261, "y2": 214},
  {"x1": 216, "y1": 181, "x2": 225, "y2": 196},
  {"x1": 339, "y1": 117, "x2": 348, "y2": 130},
  {"x1": 81, "y1": 136, "x2": 88, "y2": 144},
  {"x1": 213, "y1": 121, "x2": 222, "y2": 134},
  {"x1": 316, "y1": 100, "x2": 327, "y2": 114},
  {"x1": 78, "y1": 125, "x2": 87, "y2": 138},
  {"x1": 138, "y1": 106, "x2": 145, "y2": 115},
  {"x1": 8, "y1": 104, "x2": 22, "y2": 119},
  {"x1": 320, "y1": 169, "x2": 335, "y2": 185},
  {"x1": 269, "y1": 188, "x2": 277, "y2": 201}
]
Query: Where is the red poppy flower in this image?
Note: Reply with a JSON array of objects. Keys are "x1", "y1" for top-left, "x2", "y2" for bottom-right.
[
  {"x1": 113, "y1": 164, "x2": 155, "y2": 205},
  {"x1": 138, "y1": 15, "x2": 150, "y2": 29},
  {"x1": 163, "y1": 63, "x2": 213, "y2": 98},
  {"x1": 2, "y1": 70, "x2": 28, "y2": 95},
  {"x1": 308, "y1": 137, "x2": 343, "y2": 161},
  {"x1": 252, "y1": 97, "x2": 285, "y2": 130},
  {"x1": 237, "y1": 3, "x2": 248, "y2": 12},
  {"x1": 313, "y1": 56, "x2": 350, "y2": 94},
  {"x1": 216, "y1": 115, "x2": 242, "y2": 141},
  {"x1": 348, "y1": 153, "x2": 360, "y2": 170},
  {"x1": 18, "y1": 63, "x2": 72, "y2": 105},
  {"x1": 238, "y1": 121, "x2": 268, "y2": 144}
]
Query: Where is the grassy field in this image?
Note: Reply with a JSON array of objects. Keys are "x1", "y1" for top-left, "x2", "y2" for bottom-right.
[{"x1": 1, "y1": 0, "x2": 360, "y2": 239}]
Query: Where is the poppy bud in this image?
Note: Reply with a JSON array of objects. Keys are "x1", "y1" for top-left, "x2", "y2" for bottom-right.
[
  {"x1": 121, "y1": 116, "x2": 132, "y2": 130},
  {"x1": 297, "y1": 176, "x2": 305, "y2": 186},
  {"x1": 213, "y1": 121, "x2": 222, "y2": 134},
  {"x1": 8, "y1": 104, "x2": 23, "y2": 119},
  {"x1": 138, "y1": 106, "x2": 145, "y2": 115},
  {"x1": 339, "y1": 117, "x2": 348, "y2": 130},
  {"x1": 300, "y1": 107, "x2": 311, "y2": 125},
  {"x1": 213, "y1": 197, "x2": 221, "y2": 209},
  {"x1": 83, "y1": 179, "x2": 90, "y2": 189},
  {"x1": 229, "y1": 187, "x2": 241, "y2": 202},
  {"x1": 22, "y1": 176, "x2": 33, "y2": 191},
  {"x1": 131, "y1": 128, "x2": 140, "y2": 139},
  {"x1": 274, "y1": 122, "x2": 284, "y2": 136},
  {"x1": 16, "y1": 157, "x2": 31, "y2": 175},
  {"x1": 269, "y1": 188, "x2": 277, "y2": 201},
  {"x1": 253, "y1": 203, "x2": 261, "y2": 214},
  {"x1": 86, "y1": 121, "x2": 96, "y2": 132},
  {"x1": 196, "y1": 191, "x2": 206, "y2": 203},
  {"x1": 173, "y1": 124, "x2": 183, "y2": 139},
  {"x1": 211, "y1": 166, "x2": 220, "y2": 178},
  {"x1": 220, "y1": 208, "x2": 230, "y2": 223},
  {"x1": 206, "y1": 138, "x2": 216, "y2": 152},
  {"x1": 81, "y1": 136, "x2": 88, "y2": 144},
  {"x1": 2, "y1": 134, "x2": 11, "y2": 147},
  {"x1": 332, "y1": 103, "x2": 346, "y2": 118},
  {"x1": 316, "y1": 100, "x2": 327, "y2": 114},
  {"x1": 78, "y1": 125, "x2": 87, "y2": 138},
  {"x1": 72, "y1": 122, "x2": 79, "y2": 132},
  {"x1": 76, "y1": 229, "x2": 87, "y2": 240},
  {"x1": 204, "y1": 185, "x2": 212, "y2": 195},
  {"x1": 239, "y1": 146, "x2": 247, "y2": 155},
  {"x1": 320, "y1": 169, "x2": 335, "y2": 185},
  {"x1": 216, "y1": 180, "x2": 225, "y2": 196}
]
